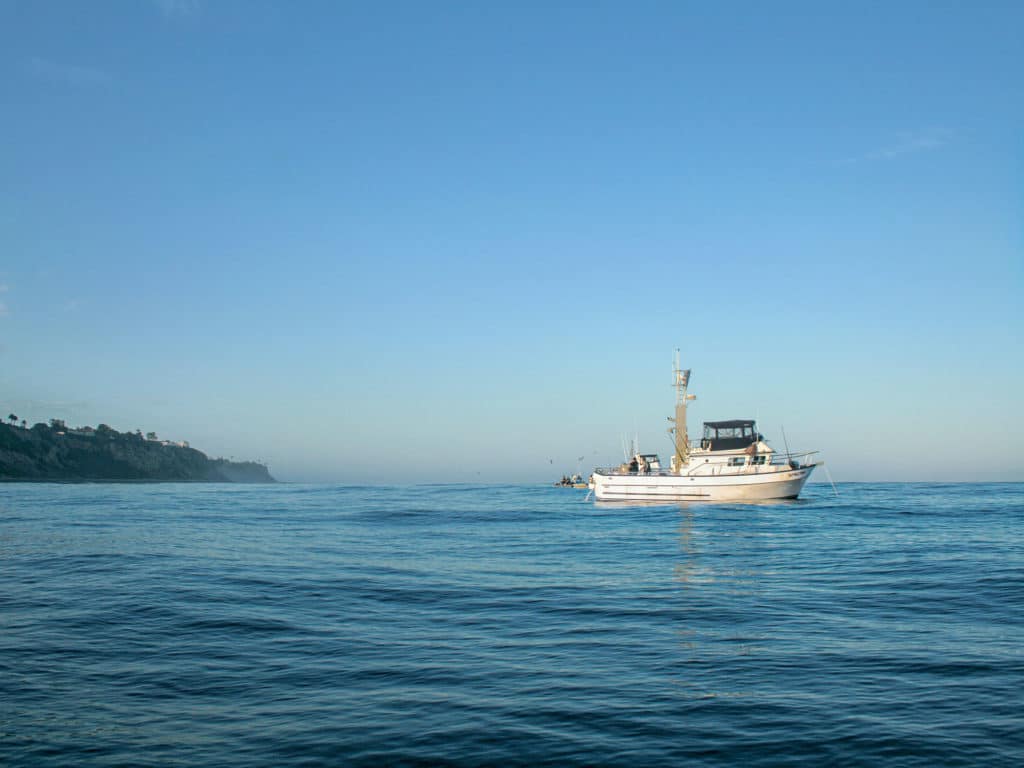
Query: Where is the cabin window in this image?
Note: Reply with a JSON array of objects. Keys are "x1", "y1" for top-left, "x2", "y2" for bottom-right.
[
  {"x1": 752, "y1": 455, "x2": 766, "y2": 465},
  {"x1": 705, "y1": 425, "x2": 756, "y2": 440},
  {"x1": 728, "y1": 457, "x2": 746, "y2": 466}
]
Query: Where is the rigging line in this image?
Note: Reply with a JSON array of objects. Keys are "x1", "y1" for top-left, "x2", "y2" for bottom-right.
[{"x1": 823, "y1": 464, "x2": 840, "y2": 497}]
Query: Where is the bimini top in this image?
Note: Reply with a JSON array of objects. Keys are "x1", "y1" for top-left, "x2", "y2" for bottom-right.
[{"x1": 701, "y1": 420, "x2": 761, "y2": 451}]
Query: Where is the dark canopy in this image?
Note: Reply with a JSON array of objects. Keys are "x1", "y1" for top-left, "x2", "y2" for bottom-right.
[
  {"x1": 700, "y1": 420, "x2": 760, "y2": 451},
  {"x1": 703, "y1": 420, "x2": 755, "y2": 429}
]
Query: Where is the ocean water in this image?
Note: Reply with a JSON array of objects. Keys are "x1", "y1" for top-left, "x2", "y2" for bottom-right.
[{"x1": 1, "y1": 482, "x2": 1021, "y2": 767}]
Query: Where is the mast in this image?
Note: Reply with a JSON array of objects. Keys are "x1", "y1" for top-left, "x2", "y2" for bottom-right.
[{"x1": 671, "y1": 350, "x2": 695, "y2": 467}]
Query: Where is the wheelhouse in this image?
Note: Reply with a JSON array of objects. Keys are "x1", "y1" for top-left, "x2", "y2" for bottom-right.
[
  {"x1": 638, "y1": 453, "x2": 661, "y2": 471},
  {"x1": 700, "y1": 420, "x2": 762, "y2": 451}
]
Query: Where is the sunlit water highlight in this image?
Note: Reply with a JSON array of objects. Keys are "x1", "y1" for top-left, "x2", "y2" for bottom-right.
[{"x1": 1, "y1": 482, "x2": 1022, "y2": 766}]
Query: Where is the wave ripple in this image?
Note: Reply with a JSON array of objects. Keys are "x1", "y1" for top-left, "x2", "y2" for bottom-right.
[{"x1": 1, "y1": 482, "x2": 1022, "y2": 766}]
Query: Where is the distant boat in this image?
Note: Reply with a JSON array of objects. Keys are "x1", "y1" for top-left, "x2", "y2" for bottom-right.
[
  {"x1": 590, "y1": 354, "x2": 819, "y2": 502},
  {"x1": 554, "y1": 473, "x2": 587, "y2": 489}
]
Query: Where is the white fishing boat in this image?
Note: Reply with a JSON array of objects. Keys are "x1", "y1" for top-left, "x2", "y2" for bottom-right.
[{"x1": 590, "y1": 355, "x2": 819, "y2": 502}]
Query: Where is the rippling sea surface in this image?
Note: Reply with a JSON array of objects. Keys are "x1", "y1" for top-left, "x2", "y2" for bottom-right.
[{"x1": 1, "y1": 482, "x2": 1022, "y2": 766}]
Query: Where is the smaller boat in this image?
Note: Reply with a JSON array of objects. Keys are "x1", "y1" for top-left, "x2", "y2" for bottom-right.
[
  {"x1": 590, "y1": 354, "x2": 820, "y2": 502},
  {"x1": 554, "y1": 473, "x2": 588, "y2": 489}
]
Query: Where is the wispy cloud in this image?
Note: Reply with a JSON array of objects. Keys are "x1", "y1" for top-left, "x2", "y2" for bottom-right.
[
  {"x1": 26, "y1": 56, "x2": 114, "y2": 89},
  {"x1": 846, "y1": 129, "x2": 951, "y2": 164},
  {"x1": 154, "y1": 0, "x2": 201, "y2": 17}
]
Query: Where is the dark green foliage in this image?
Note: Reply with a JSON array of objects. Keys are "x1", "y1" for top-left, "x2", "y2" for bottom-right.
[{"x1": 0, "y1": 422, "x2": 274, "y2": 482}]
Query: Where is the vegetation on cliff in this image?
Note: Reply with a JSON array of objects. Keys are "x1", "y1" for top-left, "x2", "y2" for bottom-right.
[{"x1": 0, "y1": 420, "x2": 274, "y2": 482}]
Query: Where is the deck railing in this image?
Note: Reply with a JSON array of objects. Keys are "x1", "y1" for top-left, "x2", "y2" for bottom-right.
[{"x1": 595, "y1": 451, "x2": 819, "y2": 477}]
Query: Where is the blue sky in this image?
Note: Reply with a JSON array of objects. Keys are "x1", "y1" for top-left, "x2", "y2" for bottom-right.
[{"x1": 1, "y1": 1, "x2": 1021, "y2": 481}]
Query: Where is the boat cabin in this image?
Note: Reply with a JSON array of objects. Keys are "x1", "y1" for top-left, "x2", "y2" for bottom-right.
[{"x1": 700, "y1": 420, "x2": 763, "y2": 452}]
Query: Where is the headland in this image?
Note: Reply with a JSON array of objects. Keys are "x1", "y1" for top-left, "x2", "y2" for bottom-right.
[{"x1": 0, "y1": 419, "x2": 274, "y2": 482}]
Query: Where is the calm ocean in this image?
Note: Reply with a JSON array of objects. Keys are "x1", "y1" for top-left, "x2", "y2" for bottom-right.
[{"x1": 1, "y1": 482, "x2": 1021, "y2": 766}]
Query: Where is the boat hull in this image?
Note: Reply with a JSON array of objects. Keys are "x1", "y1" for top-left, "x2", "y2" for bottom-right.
[{"x1": 591, "y1": 464, "x2": 816, "y2": 502}]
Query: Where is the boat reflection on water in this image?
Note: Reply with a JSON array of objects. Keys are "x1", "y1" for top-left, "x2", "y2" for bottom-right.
[
  {"x1": 674, "y1": 507, "x2": 697, "y2": 586},
  {"x1": 668, "y1": 506, "x2": 775, "y2": 696}
]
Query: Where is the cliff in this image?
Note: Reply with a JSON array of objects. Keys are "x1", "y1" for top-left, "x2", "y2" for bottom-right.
[{"x1": 0, "y1": 422, "x2": 275, "y2": 483}]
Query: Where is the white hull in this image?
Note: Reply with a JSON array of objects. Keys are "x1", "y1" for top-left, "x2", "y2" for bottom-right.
[{"x1": 591, "y1": 464, "x2": 816, "y2": 502}]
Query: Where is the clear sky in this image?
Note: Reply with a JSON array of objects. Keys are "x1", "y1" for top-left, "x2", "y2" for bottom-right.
[{"x1": 1, "y1": 1, "x2": 1021, "y2": 482}]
